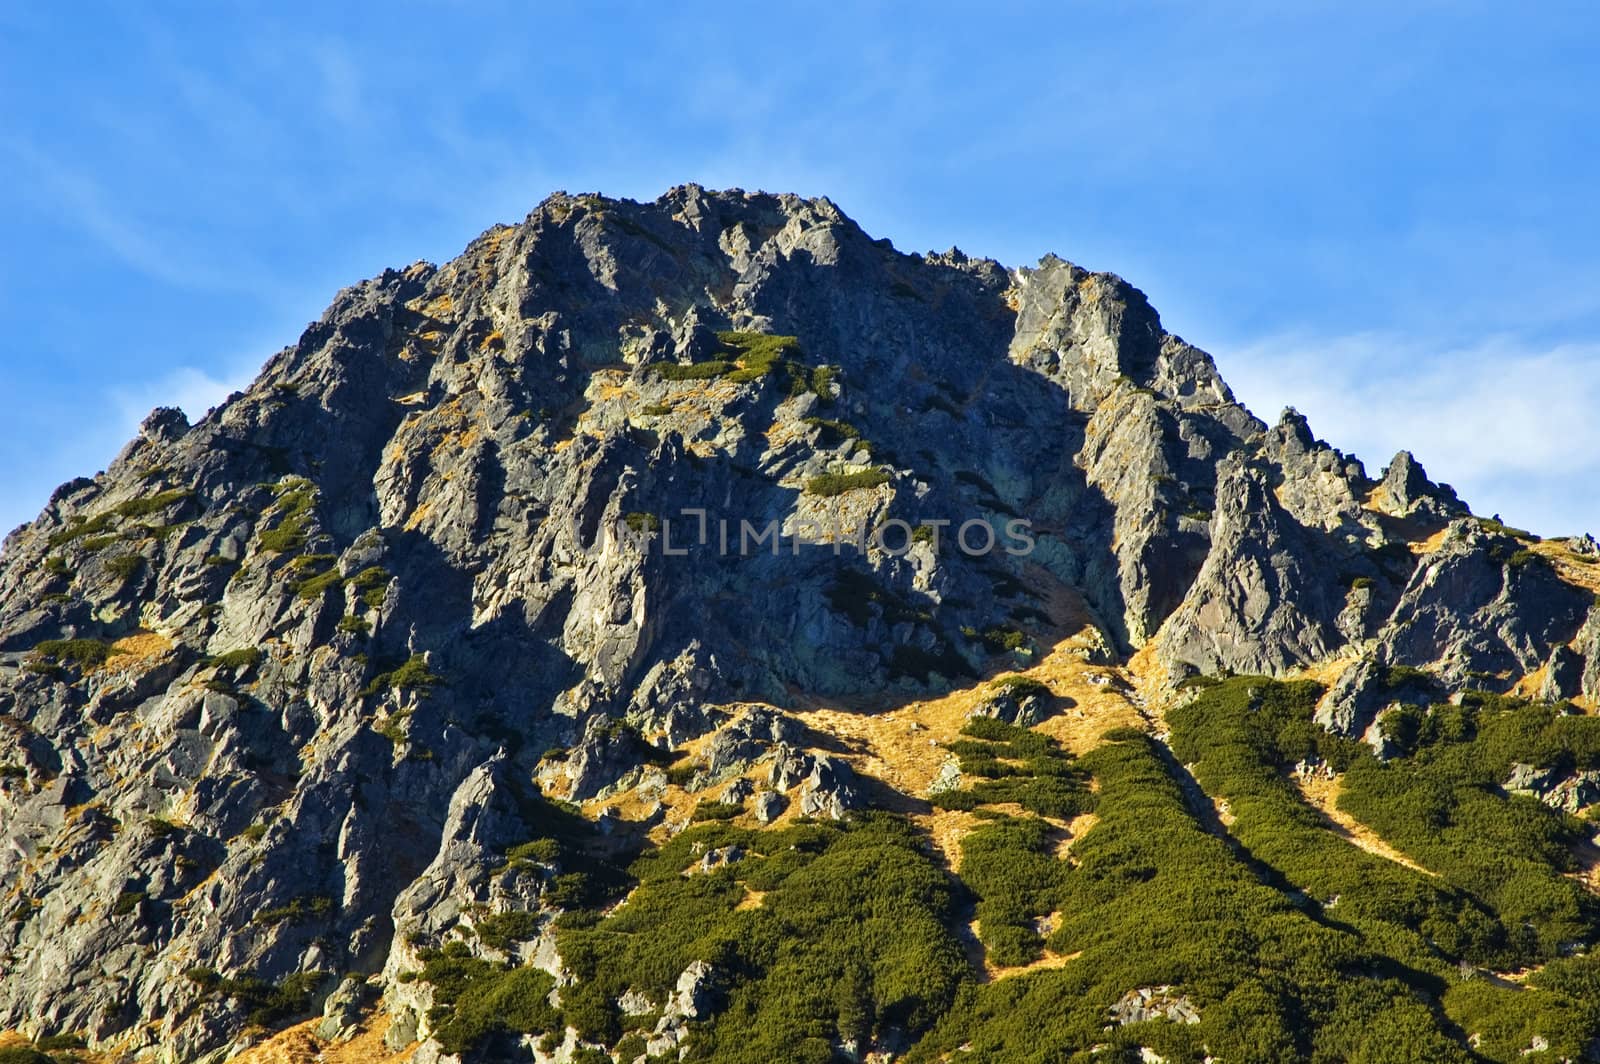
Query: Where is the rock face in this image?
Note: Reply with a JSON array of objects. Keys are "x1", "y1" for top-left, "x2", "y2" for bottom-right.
[{"x1": 0, "y1": 185, "x2": 1596, "y2": 1061}]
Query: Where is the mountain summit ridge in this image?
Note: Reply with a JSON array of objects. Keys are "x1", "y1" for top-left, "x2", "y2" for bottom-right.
[{"x1": 2, "y1": 186, "x2": 1599, "y2": 1062}]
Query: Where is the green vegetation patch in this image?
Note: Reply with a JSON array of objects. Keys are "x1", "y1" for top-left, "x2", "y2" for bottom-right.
[
  {"x1": 655, "y1": 360, "x2": 734, "y2": 381},
  {"x1": 959, "y1": 814, "x2": 1069, "y2": 967},
  {"x1": 801, "y1": 416, "x2": 862, "y2": 447},
  {"x1": 111, "y1": 488, "x2": 194, "y2": 519},
  {"x1": 804, "y1": 469, "x2": 890, "y2": 497},
  {"x1": 254, "y1": 894, "x2": 335, "y2": 927},
  {"x1": 257, "y1": 479, "x2": 317, "y2": 553},
  {"x1": 930, "y1": 718, "x2": 1092, "y2": 818},
  {"x1": 106, "y1": 553, "x2": 144, "y2": 582},
  {"x1": 361, "y1": 653, "x2": 442, "y2": 697},
  {"x1": 1162, "y1": 677, "x2": 1600, "y2": 1060},
  {"x1": 347, "y1": 565, "x2": 392, "y2": 608},
  {"x1": 205, "y1": 647, "x2": 264, "y2": 672},
  {"x1": 990, "y1": 674, "x2": 1052, "y2": 701},
  {"x1": 47, "y1": 512, "x2": 115, "y2": 548},
  {"x1": 28, "y1": 638, "x2": 121, "y2": 670},
  {"x1": 1337, "y1": 693, "x2": 1600, "y2": 964},
  {"x1": 185, "y1": 966, "x2": 326, "y2": 1028},
  {"x1": 912, "y1": 730, "x2": 1478, "y2": 1063},
  {"x1": 414, "y1": 943, "x2": 560, "y2": 1053},
  {"x1": 556, "y1": 815, "x2": 968, "y2": 1061}
]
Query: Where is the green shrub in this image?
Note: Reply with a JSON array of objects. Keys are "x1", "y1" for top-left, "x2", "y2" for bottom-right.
[
  {"x1": 810, "y1": 365, "x2": 837, "y2": 402},
  {"x1": 642, "y1": 403, "x2": 674, "y2": 416},
  {"x1": 146, "y1": 816, "x2": 182, "y2": 838},
  {"x1": 111, "y1": 488, "x2": 193, "y2": 518},
  {"x1": 804, "y1": 469, "x2": 890, "y2": 497},
  {"x1": 624, "y1": 512, "x2": 661, "y2": 533},
  {"x1": 43, "y1": 556, "x2": 71, "y2": 577},
  {"x1": 186, "y1": 966, "x2": 326, "y2": 1028},
  {"x1": 691, "y1": 800, "x2": 744, "y2": 822},
  {"x1": 476, "y1": 910, "x2": 542, "y2": 951},
  {"x1": 802, "y1": 417, "x2": 862, "y2": 447},
  {"x1": 32, "y1": 1034, "x2": 86, "y2": 1051},
  {"x1": 914, "y1": 730, "x2": 1476, "y2": 1064},
  {"x1": 205, "y1": 647, "x2": 263, "y2": 672},
  {"x1": 0, "y1": 1047, "x2": 54, "y2": 1064},
  {"x1": 990, "y1": 675, "x2": 1051, "y2": 701},
  {"x1": 930, "y1": 718, "x2": 1093, "y2": 818},
  {"x1": 375, "y1": 710, "x2": 412, "y2": 746},
  {"x1": 556, "y1": 815, "x2": 967, "y2": 1058},
  {"x1": 656, "y1": 360, "x2": 733, "y2": 381},
  {"x1": 0, "y1": 764, "x2": 25, "y2": 780},
  {"x1": 106, "y1": 553, "x2": 144, "y2": 582},
  {"x1": 111, "y1": 890, "x2": 144, "y2": 916},
  {"x1": 337, "y1": 615, "x2": 372, "y2": 636},
  {"x1": 257, "y1": 480, "x2": 317, "y2": 553},
  {"x1": 959, "y1": 814, "x2": 1069, "y2": 967},
  {"x1": 362, "y1": 654, "x2": 442, "y2": 697},
  {"x1": 973, "y1": 626, "x2": 1027, "y2": 654},
  {"x1": 416, "y1": 945, "x2": 560, "y2": 1053},
  {"x1": 346, "y1": 566, "x2": 391, "y2": 609},
  {"x1": 716, "y1": 330, "x2": 801, "y2": 382},
  {"x1": 47, "y1": 512, "x2": 115, "y2": 548},
  {"x1": 254, "y1": 895, "x2": 335, "y2": 926},
  {"x1": 506, "y1": 838, "x2": 562, "y2": 864},
  {"x1": 29, "y1": 638, "x2": 119, "y2": 669},
  {"x1": 293, "y1": 566, "x2": 342, "y2": 600}
]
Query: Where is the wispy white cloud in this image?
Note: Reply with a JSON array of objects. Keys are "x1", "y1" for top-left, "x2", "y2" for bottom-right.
[{"x1": 1213, "y1": 332, "x2": 1600, "y2": 537}]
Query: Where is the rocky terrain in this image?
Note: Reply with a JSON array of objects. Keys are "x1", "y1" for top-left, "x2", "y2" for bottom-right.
[{"x1": 1, "y1": 186, "x2": 1599, "y2": 1063}]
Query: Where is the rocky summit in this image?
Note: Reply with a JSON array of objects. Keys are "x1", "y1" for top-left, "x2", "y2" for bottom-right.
[{"x1": 2, "y1": 186, "x2": 1600, "y2": 1064}]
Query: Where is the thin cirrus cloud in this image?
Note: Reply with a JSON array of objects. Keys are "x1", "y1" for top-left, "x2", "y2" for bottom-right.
[{"x1": 1214, "y1": 333, "x2": 1600, "y2": 539}]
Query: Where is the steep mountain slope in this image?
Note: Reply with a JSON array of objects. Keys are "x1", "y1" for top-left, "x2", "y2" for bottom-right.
[{"x1": 1, "y1": 187, "x2": 1599, "y2": 1063}]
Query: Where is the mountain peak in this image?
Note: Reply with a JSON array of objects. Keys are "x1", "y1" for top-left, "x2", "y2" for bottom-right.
[{"x1": 2, "y1": 188, "x2": 1598, "y2": 1062}]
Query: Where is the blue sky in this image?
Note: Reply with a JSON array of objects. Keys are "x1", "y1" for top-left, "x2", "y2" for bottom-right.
[{"x1": 3, "y1": 1, "x2": 1598, "y2": 540}]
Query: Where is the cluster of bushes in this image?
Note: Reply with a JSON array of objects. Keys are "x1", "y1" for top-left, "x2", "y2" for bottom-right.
[
  {"x1": 185, "y1": 966, "x2": 326, "y2": 1028},
  {"x1": 44, "y1": 488, "x2": 192, "y2": 553},
  {"x1": 827, "y1": 568, "x2": 932, "y2": 628},
  {"x1": 964, "y1": 624, "x2": 1029, "y2": 654},
  {"x1": 360, "y1": 653, "x2": 441, "y2": 697},
  {"x1": 648, "y1": 331, "x2": 843, "y2": 412},
  {"x1": 288, "y1": 554, "x2": 340, "y2": 599},
  {"x1": 912, "y1": 730, "x2": 1477, "y2": 1063},
  {"x1": 1167, "y1": 678, "x2": 1507, "y2": 971},
  {"x1": 253, "y1": 894, "x2": 335, "y2": 927},
  {"x1": 1338, "y1": 696, "x2": 1600, "y2": 963},
  {"x1": 959, "y1": 812, "x2": 1069, "y2": 967},
  {"x1": 26, "y1": 638, "x2": 120, "y2": 672},
  {"x1": 1164, "y1": 676, "x2": 1600, "y2": 1057},
  {"x1": 931, "y1": 718, "x2": 1092, "y2": 818},
  {"x1": 802, "y1": 416, "x2": 862, "y2": 448},
  {"x1": 804, "y1": 469, "x2": 890, "y2": 497},
  {"x1": 990, "y1": 674, "x2": 1051, "y2": 701},
  {"x1": 551, "y1": 815, "x2": 968, "y2": 1062},
  {"x1": 111, "y1": 488, "x2": 193, "y2": 519},
  {"x1": 257, "y1": 479, "x2": 317, "y2": 553},
  {"x1": 411, "y1": 942, "x2": 560, "y2": 1053},
  {"x1": 204, "y1": 646, "x2": 263, "y2": 672}
]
